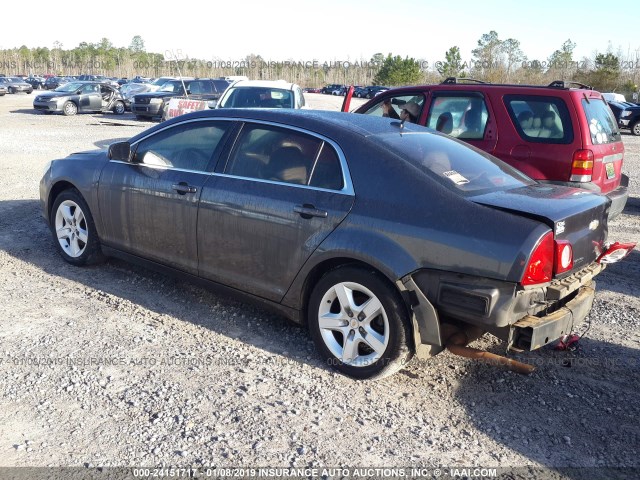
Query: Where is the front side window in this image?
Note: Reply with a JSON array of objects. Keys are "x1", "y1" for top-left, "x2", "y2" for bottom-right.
[
  {"x1": 132, "y1": 121, "x2": 230, "y2": 171},
  {"x1": 504, "y1": 95, "x2": 573, "y2": 144},
  {"x1": 225, "y1": 124, "x2": 343, "y2": 189},
  {"x1": 426, "y1": 94, "x2": 489, "y2": 139},
  {"x1": 363, "y1": 94, "x2": 425, "y2": 124}
]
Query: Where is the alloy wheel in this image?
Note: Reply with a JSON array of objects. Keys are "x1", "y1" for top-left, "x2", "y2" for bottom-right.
[
  {"x1": 54, "y1": 200, "x2": 88, "y2": 258},
  {"x1": 317, "y1": 281, "x2": 389, "y2": 367}
]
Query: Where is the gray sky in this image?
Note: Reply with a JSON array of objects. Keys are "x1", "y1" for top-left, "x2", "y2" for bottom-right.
[{"x1": 1, "y1": 0, "x2": 636, "y2": 64}]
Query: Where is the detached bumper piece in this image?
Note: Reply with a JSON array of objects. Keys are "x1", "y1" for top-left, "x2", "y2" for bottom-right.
[{"x1": 508, "y1": 282, "x2": 595, "y2": 352}]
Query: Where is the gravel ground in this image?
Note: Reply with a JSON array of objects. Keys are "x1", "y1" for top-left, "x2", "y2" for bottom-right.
[{"x1": 0, "y1": 92, "x2": 638, "y2": 475}]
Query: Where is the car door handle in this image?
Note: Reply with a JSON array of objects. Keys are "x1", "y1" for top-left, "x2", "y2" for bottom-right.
[
  {"x1": 294, "y1": 204, "x2": 328, "y2": 219},
  {"x1": 172, "y1": 182, "x2": 197, "y2": 195}
]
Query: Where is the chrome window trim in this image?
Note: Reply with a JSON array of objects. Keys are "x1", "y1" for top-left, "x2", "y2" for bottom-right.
[{"x1": 110, "y1": 116, "x2": 355, "y2": 195}]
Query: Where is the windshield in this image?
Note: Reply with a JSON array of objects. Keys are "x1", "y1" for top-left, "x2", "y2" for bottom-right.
[
  {"x1": 376, "y1": 131, "x2": 534, "y2": 196},
  {"x1": 9, "y1": 77, "x2": 23, "y2": 82},
  {"x1": 218, "y1": 87, "x2": 294, "y2": 108},
  {"x1": 55, "y1": 82, "x2": 83, "y2": 92},
  {"x1": 152, "y1": 77, "x2": 173, "y2": 86},
  {"x1": 159, "y1": 81, "x2": 185, "y2": 93}
]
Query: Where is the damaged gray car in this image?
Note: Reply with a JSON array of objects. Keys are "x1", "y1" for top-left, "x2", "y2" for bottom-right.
[
  {"x1": 33, "y1": 81, "x2": 126, "y2": 116},
  {"x1": 39, "y1": 109, "x2": 635, "y2": 379}
]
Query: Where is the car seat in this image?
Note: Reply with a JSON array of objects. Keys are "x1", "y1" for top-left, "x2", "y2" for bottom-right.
[{"x1": 263, "y1": 147, "x2": 308, "y2": 184}]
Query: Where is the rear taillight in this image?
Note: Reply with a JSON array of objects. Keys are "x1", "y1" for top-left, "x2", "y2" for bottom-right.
[
  {"x1": 522, "y1": 232, "x2": 554, "y2": 285},
  {"x1": 597, "y1": 242, "x2": 636, "y2": 264},
  {"x1": 570, "y1": 149, "x2": 594, "y2": 182},
  {"x1": 555, "y1": 240, "x2": 573, "y2": 274},
  {"x1": 522, "y1": 233, "x2": 575, "y2": 285}
]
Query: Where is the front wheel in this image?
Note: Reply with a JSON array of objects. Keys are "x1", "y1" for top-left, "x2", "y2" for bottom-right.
[
  {"x1": 113, "y1": 101, "x2": 125, "y2": 115},
  {"x1": 308, "y1": 266, "x2": 413, "y2": 379},
  {"x1": 8, "y1": 87, "x2": 15, "y2": 94},
  {"x1": 631, "y1": 121, "x2": 640, "y2": 136},
  {"x1": 62, "y1": 101, "x2": 77, "y2": 116},
  {"x1": 50, "y1": 189, "x2": 104, "y2": 266}
]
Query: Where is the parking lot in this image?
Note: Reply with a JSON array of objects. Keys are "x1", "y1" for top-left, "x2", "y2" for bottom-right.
[{"x1": 0, "y1": 92, "x2": 639, "y2": 472}]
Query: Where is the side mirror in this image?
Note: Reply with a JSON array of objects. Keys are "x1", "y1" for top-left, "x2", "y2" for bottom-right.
[{"x1": 108, "y1": 141, "x2": 131, "y2": 161}]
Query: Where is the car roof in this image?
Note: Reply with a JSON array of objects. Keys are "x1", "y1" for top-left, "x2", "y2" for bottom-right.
[{"x1": 130, "y1": 108, "x2": 428, "y2": 145}]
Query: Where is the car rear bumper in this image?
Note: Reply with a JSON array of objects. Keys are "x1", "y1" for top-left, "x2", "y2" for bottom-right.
[
  {"x1": 402, "y1": 262, "x2": 604, "y2": 353},
  {"x1": 507, "y1": 282, "x2": 595, "y2": 351},
  {"x1": 606, "y1": 174, "x2": 629, "y2": 220}
]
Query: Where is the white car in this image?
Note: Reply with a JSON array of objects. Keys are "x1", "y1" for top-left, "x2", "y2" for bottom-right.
[{"x1": 216, "y1": 80, "x2": 306, "y2": 109}]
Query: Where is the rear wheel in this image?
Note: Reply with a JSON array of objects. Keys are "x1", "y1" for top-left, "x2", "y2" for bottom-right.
[
  {"x1": 308, "y1": 266, "x2": 413, "y2": 380},
  {"x1": 8, "y1": 87, "x2": 15, "y2": 94},
  {"x1": 62, "y1": 101, "x2": 77, "y2": 116},
  {"x1": 631, "y1": 121, "x2": 640, "y2": 136},
  {"x1": 50, "y1": 189, "x2": 104, "y2": 266}
]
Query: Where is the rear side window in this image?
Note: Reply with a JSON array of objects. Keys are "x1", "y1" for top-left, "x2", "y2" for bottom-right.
[
  {"x1": 225, "y1": 123, "x2": 344, "y2": 190},
  {"x1": 504, "y1": 95, "x2": 573, "y2": 144},
  {"x1": 581, "y1": 98, "x2": 621, "y2": 144}
]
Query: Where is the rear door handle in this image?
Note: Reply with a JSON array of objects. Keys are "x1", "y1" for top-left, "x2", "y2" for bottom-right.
[
  {"x1": 294, "y1": 204, "x2": 328, "y2": 219},
  {"x1": 172, "y1": 182, "x2": 197, "y2": 195}
]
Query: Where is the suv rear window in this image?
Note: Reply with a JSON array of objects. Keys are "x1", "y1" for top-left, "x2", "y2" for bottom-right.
[
  {"x1": 376, "y1": 132, "x2": 534, "y2": 196},
  {"x1": 581, "y1": 98, "x2": 621, "y2": 144},
  {"x1": 504, "y1": 95, "x2": 573, "y2": 144}
]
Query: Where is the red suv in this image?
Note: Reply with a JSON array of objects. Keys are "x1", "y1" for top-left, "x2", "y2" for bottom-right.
[{"x1": 352, "y1": 78, "x2": 629, "y2": 219}]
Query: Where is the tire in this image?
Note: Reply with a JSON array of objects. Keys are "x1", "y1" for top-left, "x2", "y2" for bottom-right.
[
  {"x1": 631, "y1": 121, "x2": 640, "y2": 136},
  {"x1": 113, "y1": 101, "x2": 125, "y2": 115},
  {"x1": 8, "y1": 87, "x2": 15, "y2": 94},
  {"x1": 50, "y1": 189, "x2": 104, "y2": 266},
  {"x1": 27, "y1": 90, "x2": 32, "y2": 94},
  {"x1": 308, "y1": 266, "x2": 413, "y2": 380},
  {"x1": 62, "y1": 101, "x2": 77, "y2": 116}
]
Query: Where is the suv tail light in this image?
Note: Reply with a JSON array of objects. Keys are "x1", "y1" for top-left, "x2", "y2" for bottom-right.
[
  {"x1": 522, "y1": 233, "x2": 575, "y2": 285},
  {"x1": 570, "y1": 149, "x2": 594, "y2": 182}
]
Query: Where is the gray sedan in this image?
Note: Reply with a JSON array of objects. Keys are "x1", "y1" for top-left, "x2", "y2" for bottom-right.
[
  {"x1": 39, "y1": 109, "x2": 633, "y2": 379},
  {"x1": 0, "y1": 76, "x2": 33, "y2": 94},
  {"x1": 33, "y1": 81, "x2": 125, "y2": 116}
]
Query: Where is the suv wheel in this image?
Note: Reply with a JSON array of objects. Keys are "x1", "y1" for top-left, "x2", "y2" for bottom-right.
[
  {"x1": 631, "y1": 121, "x2": 640, "y2": 136},
  {"x1": 308, "y1": 266, "x2": 413, "y2": 380}
]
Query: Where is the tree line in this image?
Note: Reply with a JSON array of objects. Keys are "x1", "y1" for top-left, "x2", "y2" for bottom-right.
[{"x1": 0, "y1": 34, "x2": 638, "y2": 95}]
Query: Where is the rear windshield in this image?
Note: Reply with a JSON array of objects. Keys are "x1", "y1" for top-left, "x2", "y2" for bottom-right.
[
  {"x1": 218, "y1": 87, "x2": 294, "y2": 108},
  {"x1": 582, "y1": 98, "x2": 621, "y2": 145},
  {"x1": 377, "y1": 132, "x2": 534, "y2": 196}
]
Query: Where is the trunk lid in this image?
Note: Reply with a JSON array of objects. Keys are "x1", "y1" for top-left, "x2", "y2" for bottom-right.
[{"x1": 471, "y1": 184, "x2": 608, "y2": 275}]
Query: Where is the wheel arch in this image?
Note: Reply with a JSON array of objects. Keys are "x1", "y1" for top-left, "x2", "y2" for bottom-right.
[
  {"x1": 294, "y1": 256, "x2": 411, "y2": 328},
  {"x1": 47, "y1": 180, "x2": 81, "y2": 221}
]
